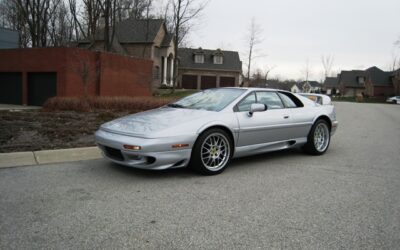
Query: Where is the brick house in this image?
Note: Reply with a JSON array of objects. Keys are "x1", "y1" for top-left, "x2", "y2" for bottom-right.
[
  {"x1": 338, "y1": 66, "x2": 396, "y2": 97},
  {"x1": 393, "y1": 69, "x2": 400, "y2": 95},
  {"x1": 0, "y1": 48, "x2": 152, "y2": 106},
  {"x1": 177, "y1": 48, "x2": 242, "y2": 89},
  {"x1": 364, "y1": 66, "x2": 394, "y2": 97},
  {"x1": 77, "y1": 18, "x2": 175, "y2": 87},
  {"x1": 338, "y1": 70, "x2": 368, "y2": 97}
]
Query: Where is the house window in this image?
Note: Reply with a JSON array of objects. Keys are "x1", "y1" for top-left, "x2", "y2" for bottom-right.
[
  {"x1": 214, "y1": 55, "x2": 223, "y2": 64},
  {"x1": 194, "y1": 54, "x2": 204, "y2": 63},
  {"x1": 358, "y1": 77, "x2": 365, "y2": 84}
]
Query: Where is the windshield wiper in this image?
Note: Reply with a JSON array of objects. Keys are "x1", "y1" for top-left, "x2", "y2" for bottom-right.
[{"x1": 167, "y1": 103, "x2": 186, "y2": 108}]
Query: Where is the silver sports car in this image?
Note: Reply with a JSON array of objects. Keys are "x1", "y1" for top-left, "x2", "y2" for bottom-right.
[{"x1": 95, "y1": 88, "x2": 338, "y2": 175}]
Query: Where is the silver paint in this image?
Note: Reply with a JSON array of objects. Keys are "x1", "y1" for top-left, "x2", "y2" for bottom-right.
[{"x1": 95, "y1": 88, "x2": 339, "y2": 170}]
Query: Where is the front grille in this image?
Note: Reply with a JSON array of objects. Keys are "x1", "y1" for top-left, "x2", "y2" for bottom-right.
[{"x1": 104, "y1": 146, "x2": 124, "y2": 161}]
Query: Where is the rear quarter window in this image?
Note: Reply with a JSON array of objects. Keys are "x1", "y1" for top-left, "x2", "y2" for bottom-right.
[{"x1": 278, "y1": 92, "x2": 304, "y2": 108}]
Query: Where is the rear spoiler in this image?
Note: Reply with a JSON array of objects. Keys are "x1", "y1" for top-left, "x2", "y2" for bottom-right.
[{"x1": 298, "y1": 93, "x2": 332, "y2": 105}]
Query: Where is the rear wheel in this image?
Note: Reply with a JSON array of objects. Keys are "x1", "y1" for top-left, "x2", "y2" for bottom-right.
[
  {"x1": 190, "y1": 128, "x2": 232, "y2": 175},
  {"x1": 303, "y1": 119, "x2": 331, "y2": 155}
]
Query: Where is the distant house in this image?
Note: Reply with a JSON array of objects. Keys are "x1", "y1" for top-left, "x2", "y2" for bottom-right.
[
  {"x1": 290, "y1": 83, "x2": 301, "y2": 93},
  {"x1": 177, "y1": 48, "x2": 242, "y2": 89},
  {"x1": 324, "y1": 77, "x2": 339, "y2": 95},
  {"x1": 290, "y1": 81, "x2": 321, "y2": 93},
  {"x1": 338, "y1": 70, "x2": 367, "y2": 97},
  {"x1": 249, "y1": 79, "x2": 291, "y2": 90},
  {"x1": 0, "y1": 27, "x2": 19, "y2": 49},
  {"x1": 364, "y1": 66, "x2": 395, "y2": 97},
  {"x1": 338, "y1": 66, "x2": 396, "y2": 97},
  {"x1": 393, "y1": 69, "x2": 400, "y2": 95},
  {"x1": 77, "y1": 18, "x2": 175, "y2": 87}
]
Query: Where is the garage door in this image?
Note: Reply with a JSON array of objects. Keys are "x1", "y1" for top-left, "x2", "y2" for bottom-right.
[
  {"x1": 0, "y1": 73, "x2": 22, "y2": 105},
  {"x1": 220, "y1": 77, "x2": 235, "y2": 87},
  {"x1": 28, "y1": 73, "x2": 57, "y2": 106},
  {"x1": 201, "y1": 76, "x2": 216, "y2": 89},
  {"x1": 182, "y1": 75, "x2": 197, "y2": 89}
]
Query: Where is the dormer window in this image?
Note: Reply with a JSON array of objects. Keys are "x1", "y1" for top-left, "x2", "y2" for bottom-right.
[
  {"x1": 193, "y1": 47, "x2": 205, "y2": 64},
  {"x1": 214, "y1": 55, "x2": 223, "y2": 64},
  {"x1": 194, "y1": 54, "x2": 204, "y2": 63},
  {"x1": 357, "y1": 76, "x2": 365, "y2": 84},
  {"x1": 213, "y1": 49, "x2": 224, "y2": 64}
]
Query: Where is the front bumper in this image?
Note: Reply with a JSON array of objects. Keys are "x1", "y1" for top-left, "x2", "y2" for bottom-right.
[{"x1": 95, "y1": 129, "x2": 195, "y2": 170}]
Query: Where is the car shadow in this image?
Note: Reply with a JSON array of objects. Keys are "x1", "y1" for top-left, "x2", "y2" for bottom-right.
[
  {"x1": 107, "y1": 162, "x2": 194, "y2": 179},
  {"x1": 228, "y1": 148, "x2": 304, "y2": 169}
]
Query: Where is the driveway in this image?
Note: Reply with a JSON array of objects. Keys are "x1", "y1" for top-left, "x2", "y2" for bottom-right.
[{"x1": 1, "y1": 102, "x2": 399, "y2": 249}]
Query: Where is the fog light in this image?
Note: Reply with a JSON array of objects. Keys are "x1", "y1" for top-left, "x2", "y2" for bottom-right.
[
  {"x1": 123, "y1": 145, "x2": 141, "y2": 150},
  {"x1": 172, "y1": 144, "x2": 189, "y2": 148}
]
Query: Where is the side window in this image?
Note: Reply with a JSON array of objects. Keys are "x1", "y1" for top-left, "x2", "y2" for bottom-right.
[
  {"x1": 278, "y1": 92, "x2": 298, "y2": 108},
  {"x1": 237, "y1": 92, "x2": 256, "y2": 112},
  {"x1": 256, "y1": 92, "x2": 284, "y2": 109}
]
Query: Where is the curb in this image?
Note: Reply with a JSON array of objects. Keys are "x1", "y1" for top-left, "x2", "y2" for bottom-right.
[{"x1": 0, "y1": 147, "x2": 102, "y2": 169}]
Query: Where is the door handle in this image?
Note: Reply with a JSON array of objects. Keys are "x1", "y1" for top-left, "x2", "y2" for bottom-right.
[{"x1": 283, "y1": 115, "x2": 290, "y2": 119}]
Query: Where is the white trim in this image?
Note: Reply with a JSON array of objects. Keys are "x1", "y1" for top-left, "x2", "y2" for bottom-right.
[
  {"x1": 162, "y1": 57, "x2": 167, "y2": 85},
  {"x1": 169, "y1": 58, "x2": 174, "y2": 86}
]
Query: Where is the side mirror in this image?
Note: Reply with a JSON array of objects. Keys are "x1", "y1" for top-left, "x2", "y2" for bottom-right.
[{"x1": 248, "y1": 103, "x2": 267, "y2": 117}]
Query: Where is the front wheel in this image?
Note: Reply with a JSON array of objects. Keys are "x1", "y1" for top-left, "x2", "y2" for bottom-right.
[
  {"x1": 303, "y1": 119, "x2": 331, "y2": 155},
  {"x1": 190, "y1": 128, "x2": 233, "y2": 175}
]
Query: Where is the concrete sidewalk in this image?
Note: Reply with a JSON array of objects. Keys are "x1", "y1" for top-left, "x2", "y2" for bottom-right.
[
  {"x1": 0, "y1": 104, "x2": 41, "y2": 110},
  {"x1": 0, "y1": 147, "x2": 102, "y2": 169}
]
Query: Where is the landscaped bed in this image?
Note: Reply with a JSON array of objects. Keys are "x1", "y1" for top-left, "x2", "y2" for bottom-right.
[{"x1": 0, "y1": 96, "x2": 180, "y2": 153}]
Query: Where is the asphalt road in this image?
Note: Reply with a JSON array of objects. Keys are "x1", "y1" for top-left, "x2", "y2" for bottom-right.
[{"x1": 1, "y1": 102, "x2": 400, "y2": 249}]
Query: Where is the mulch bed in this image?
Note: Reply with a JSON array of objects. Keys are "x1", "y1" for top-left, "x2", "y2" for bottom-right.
[{"x1": 0, "y1": 109, "x2": 131, "y2": 153}]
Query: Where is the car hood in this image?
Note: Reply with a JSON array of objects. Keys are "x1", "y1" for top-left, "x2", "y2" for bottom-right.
[{"x1": 100, "y1": 107, "x2": 215, "y2": 138}]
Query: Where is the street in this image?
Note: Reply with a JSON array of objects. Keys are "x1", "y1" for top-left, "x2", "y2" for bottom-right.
[{"x1": 1, "y1": 102, "x2": 400, "y2": 249}]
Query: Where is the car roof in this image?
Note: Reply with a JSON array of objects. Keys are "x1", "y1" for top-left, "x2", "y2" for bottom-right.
[{"x1": 219, "y1": 87, "x2": 290, "y2": 93}]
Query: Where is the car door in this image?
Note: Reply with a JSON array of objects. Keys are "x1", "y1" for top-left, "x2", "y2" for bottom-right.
[
  {"x1": 277, "y1": 92, "x2": 315, "y2": 139},
  {"x1": 235, "y1": 91, "x2": 292, "y2": 147}
]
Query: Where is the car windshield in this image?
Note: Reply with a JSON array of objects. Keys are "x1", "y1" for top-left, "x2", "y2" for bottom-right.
[{"x1": 168, "y1": 88, "x2": 246, "y2": 111}]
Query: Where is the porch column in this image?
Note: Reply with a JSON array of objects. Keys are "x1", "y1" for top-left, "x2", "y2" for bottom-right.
[
  {"x1": 169, "y1": 58, "x2": 174, "y2": 86},
  {"x1": 162, "y1": 57, "x2": 167, "y2": 85}
]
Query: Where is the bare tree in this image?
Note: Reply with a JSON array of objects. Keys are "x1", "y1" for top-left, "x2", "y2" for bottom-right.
[
  {"x1": 391, "y1": 53, "x2": 400, "y2": 95},
  {"x1": 167, "y1": 0, "x2": 208, "y2": 88},
  {"x1": 264, "y1": 65, "x2": 276, "y2": 81},
  {"x1": 244, "y1": 18, "x2": 263, "y2": 81},
  {"x1": 301, "y1": 59, "x2": 312, "y2": 82},
  {"x1": 14, "y1": 0, "x2": 62, "y2": 47},
  {"x1": 0, "y1": 0, "x2": 31, "y2": 47},
  {"x1": 116, "y1": 0, "x2": 153, "y2": 21},
  {"x1": 48, "y1": 0, "x2": 75, "y2": 46},
  {"x1": 321, "y1": 55, "x2": 334, "y2": 79},
  {"x1": 68, "y1": 0, "x2": 102, "y2": 42}
]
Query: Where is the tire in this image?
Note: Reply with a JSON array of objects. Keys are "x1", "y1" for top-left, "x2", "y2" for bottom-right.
[
  {"x1": 189, "y1": 128, "x2": 233, "y2": 175},
  {"x1": 303, "y1": 119, "x2": 331, "y2": 155}
]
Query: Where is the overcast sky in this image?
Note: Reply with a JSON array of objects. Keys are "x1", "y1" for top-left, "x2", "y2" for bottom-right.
[{"x1": 182, "y1": 0, "x2": 400, "y2": 81}]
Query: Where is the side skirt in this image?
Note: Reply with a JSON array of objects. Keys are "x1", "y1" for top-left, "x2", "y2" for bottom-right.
[{"x1": 233, "y1": 137, "x2": 307, "y2": 158}]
